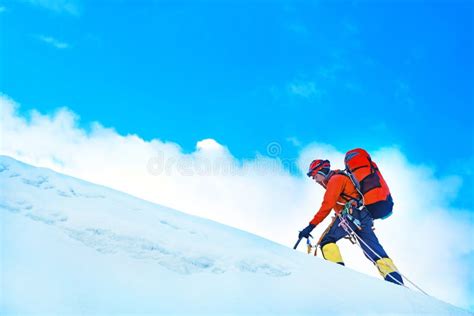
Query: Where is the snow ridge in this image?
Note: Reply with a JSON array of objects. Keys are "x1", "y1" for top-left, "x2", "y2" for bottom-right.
[{"x1": 0, "y1": 156, "x2": 292, "y2": 277}]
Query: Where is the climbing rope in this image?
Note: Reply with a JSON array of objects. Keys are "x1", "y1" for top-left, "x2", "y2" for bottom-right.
[{"x1": 338, "y1": 214, "x2": 430, "y2": 296}]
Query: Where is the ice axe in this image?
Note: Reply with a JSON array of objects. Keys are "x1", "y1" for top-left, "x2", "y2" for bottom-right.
[
  {"x1": 293, "y1": 233, "x2": 313, "y2": 251},
  {"x1": 293, "y1": 237, "x2": 303, "y2": 249}
]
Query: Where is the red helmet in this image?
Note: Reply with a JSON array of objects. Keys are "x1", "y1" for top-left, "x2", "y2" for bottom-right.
[{"x1": 307, "y1": 159, "x2": 330, "y2": 178}]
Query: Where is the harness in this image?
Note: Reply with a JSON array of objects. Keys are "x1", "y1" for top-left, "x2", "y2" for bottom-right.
[{"x1": 312, "y1": 200, "x2": 362, "y2": 256}]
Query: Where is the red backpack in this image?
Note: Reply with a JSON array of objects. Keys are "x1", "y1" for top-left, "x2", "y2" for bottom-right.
[{"x1": 344, "y1": 148, "x2": 392, "y2": 218}]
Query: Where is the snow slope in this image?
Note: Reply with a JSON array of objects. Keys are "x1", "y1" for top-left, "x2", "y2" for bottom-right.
[{"x1": 0, "y1": 155, "x2": 469, "y2": 315}]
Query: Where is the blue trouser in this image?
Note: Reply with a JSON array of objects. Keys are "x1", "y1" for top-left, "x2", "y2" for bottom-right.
[{"x1": 319, "y1": 208, "x2": 403, "y2": 285}]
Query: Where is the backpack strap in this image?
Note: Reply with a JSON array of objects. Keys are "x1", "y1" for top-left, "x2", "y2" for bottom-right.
[
  {"x1": 337, "y1": 169, "x2": 365, "y2": 206},
  {"x1": 332, "y1": 170, "x2": 361, "y2": 202}
]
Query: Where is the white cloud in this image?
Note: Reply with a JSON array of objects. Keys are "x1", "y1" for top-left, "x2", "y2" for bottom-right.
[
  {"x1": 37, "y1": 35, "x2": 70, "y2": 49},
  {"x1": 286, "y1": 136, "x2": 302, "y2": 147},
  {"x1": 288, "y1": 80, "x2": 323, "y2": 100},
  {"x1": 0, "y1": 94, "x2": 472, "y2": 309},
  {"x1": 22, "y1": 0, "x2": 80, "y2": 16},
  {"x1": 196, "y1": 138, "x2": 227, "y2": 152}
]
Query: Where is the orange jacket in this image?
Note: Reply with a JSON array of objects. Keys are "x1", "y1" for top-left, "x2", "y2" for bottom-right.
[{"x1": 310, "y1": 173, "x2": 360, "y2": 226}]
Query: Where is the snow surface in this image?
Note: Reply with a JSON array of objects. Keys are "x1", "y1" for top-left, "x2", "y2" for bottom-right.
[{"x1": 0, "y1": 155, "x2": 470, "y2": 315}]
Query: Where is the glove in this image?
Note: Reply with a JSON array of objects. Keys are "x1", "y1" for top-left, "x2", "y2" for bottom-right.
[{"x1": 299, "y1": 224, "x2": 316, "y2": 239}]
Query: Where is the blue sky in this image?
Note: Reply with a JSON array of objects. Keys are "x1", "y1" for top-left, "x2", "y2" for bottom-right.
[
  {"x1": 0, "y1": 1, "x2": 473, "y2": 309},
  {"x1": 1, "y1": 0, "x2": 473, "y2": 206}
]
